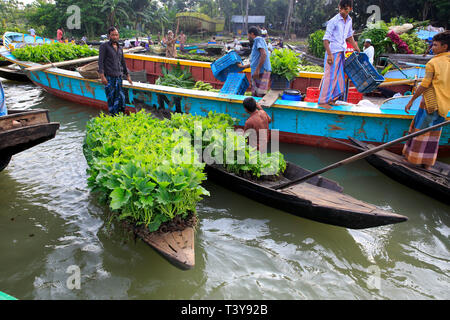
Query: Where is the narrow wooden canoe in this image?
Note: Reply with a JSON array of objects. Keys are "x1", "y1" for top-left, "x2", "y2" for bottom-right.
[
  {"x1": 123, "y1": 222, "x2": 195, "y2": 270},
  {"x1": 0, "y1": 65, "x2": 30, "y2": 82},
  {"x1": 205, "y1": 162, "x2": 408, "y2": 229},
  {"x1": 0, "y1": 109, "x2": 60, "y2": 171},
  {"x1": 349, "y1": 138, "x2": 450, "y2": 205}
]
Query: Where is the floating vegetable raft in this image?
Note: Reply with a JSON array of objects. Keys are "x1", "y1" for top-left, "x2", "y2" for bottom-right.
[{"x1": 83, "y1": 111, "x2": 286, "y2": 269}]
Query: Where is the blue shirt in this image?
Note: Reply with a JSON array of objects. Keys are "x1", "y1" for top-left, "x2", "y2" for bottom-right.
[
  {"x1": 323, "y1": 13, "x2": 354, "y2": 54},
  {"x1": 250, "y1": 36, "x2": 271, "y2": 75},
  {"x1": 0, "y1": 81, "x2": 7, "y2": 117}
]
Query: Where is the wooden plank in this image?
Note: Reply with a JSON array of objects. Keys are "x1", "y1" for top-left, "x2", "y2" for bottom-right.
[
  {"x1": 259, "y1": 90, "x2": 283, "y2": 108},
  {"x1": 25, "y1": 47, "x2": 145, "y2": 72}
]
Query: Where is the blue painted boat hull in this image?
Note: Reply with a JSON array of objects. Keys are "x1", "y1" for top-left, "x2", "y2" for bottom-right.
[{"x1": 2, "y1": 47, "x2": 449, "y2": 155}]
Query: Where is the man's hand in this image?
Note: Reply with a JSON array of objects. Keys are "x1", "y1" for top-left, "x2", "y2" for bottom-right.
[
  {"x1": 405, "y1": 100, "x2": 413, "y2": 114},
  {"x1": 327, "y1": 54, "x2": 334, "y2": 65},
  {"x1": 127, "y1": 74, "x2": 133, "y2": 85},
  {"x1": 253, "y1": 72, "x2": 260, "y2": 81},
  {"x1": 100, "y1": 74, "x2": 108, "y2": 86}
]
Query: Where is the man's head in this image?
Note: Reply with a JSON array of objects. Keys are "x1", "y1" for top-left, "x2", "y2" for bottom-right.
[
  {"x1": 338, "y1": 0, "x2": 353, "y2": 18},
  {"x1": 432, "y1": 31, "x2": 450, "y2": 54},
  {"x1": 243, "y1": 97, "x2": 257, "y2": 113},
  {"x1": 248, "y1": 26, "x2": 260, "y2": 41},
  {"x1": 108, "y1": 27, "x2": 119, "y2": 43},
  {"x1": 364, "y1": 39, "x2": 371, "y2": 48}
]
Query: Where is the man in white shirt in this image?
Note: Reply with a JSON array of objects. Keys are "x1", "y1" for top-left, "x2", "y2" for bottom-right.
[
  {"x1": 363, "y1": 39, "x2": 375, "y2": 64},
  {"x1": 28, "y1": 28, "x2": 36, "y2": 36},
  {"x1": 124, "y1": 39, "x2": 131, "y2": 48}
]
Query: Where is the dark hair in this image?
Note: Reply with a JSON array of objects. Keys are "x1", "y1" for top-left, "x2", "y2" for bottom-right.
[
  {"x1": 248, "y1": 26, "x2": 260, "y2": 37},
  {"x1": 108, "y1": 26, "x2": 117, "y2": 35},
  {"x1": 339, "y1": 0, "x2": 353, "y2": 8},
  {"x1": 433, "y1": 31, "x2": 450, "y2": 50},
  {"x1": 243, "y1": 97, "x2": 257, "y2": 112}
]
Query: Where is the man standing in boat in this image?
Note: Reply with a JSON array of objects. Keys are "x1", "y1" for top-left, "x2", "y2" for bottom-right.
[
  {"x1": 318, "y1": 0, "x2": 360, "y2": 108},
  {"x1": 98, "y1": 27, "x2": 133, "y2": 116},
  {"x1": 243, "y1": 97, "x2": 272, "y2": 153},
  {"x1": 238, "y1": 26, "x2": 272, "y2": 97},
  {"x1": 404, "y1": 31, "x2": 450, "y2": 170}
]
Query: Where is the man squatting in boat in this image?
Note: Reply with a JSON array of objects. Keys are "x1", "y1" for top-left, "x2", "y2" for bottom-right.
[
  {"x1": 243, "y1": 97, "x2": 272, "y2": 153},
  {"x1": 318, "y1": 0, "x2": 360, "y2": 109},
  {"x1": 238, "y1": 27, "x2": 272, "y2": 98},
  {"x1": 404, "y1": 31, "x2": 450, "y2": 170},
  {"x1": 98, "y1": 27, "x2": 133, "y2": 116}
]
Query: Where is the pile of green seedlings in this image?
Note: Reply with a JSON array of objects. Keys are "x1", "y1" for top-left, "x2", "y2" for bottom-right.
[
  {"x1": 12, "y1": 43, "x2": 98, "y2": 63},
  {"x1": 84, "y1": 111, "x2": 286, "y2": 232}
]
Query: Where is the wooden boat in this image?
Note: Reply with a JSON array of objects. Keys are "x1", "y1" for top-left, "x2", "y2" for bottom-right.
[
  {"x1": 0, "y1": 65, "x2": 30, "y2": 82},
  {"x1": 2, "y1": 32, "x2": 57, "y2": 50},
  {"x1": 205, "y1": 162, "x2": 408, "y2": 229},
  {"x1": 1, "y1": 46, "x2": 449, "y2": 156},
  {"x1": 349, "y1": 138, "x2": 450, "y2": 205},
  {"x1": 0, "y1": 60, "x2": 12, "y2": 67},
  {"x1": 123, "y1": 222, "x2": 195, "y2": 270},
  {"x1": 0, "y1": 109, "x2": 60, "y2": 171}
]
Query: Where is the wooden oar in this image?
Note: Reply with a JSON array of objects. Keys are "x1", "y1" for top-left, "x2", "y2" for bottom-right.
[
  {"x1": 328, "y1": 137, "x2": 450, "y2": 180},
  {"x1": 273, "y1": 120, "x2": 450, "y2": 190}
]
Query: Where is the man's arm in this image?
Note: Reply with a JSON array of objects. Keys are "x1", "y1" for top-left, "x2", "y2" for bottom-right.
[
  {"x1": 256, "y1": 103, "x2": 272, "y2": 123},
  {"x1": 323, "y1": 40, "x2": 333, "y2": 65},
  {"x1": 253, "y1": 47, "x2": 267, "y2": 80},
  {"x1": 405, "y1": 62, "x2": 434, "y2": 113},
  {"x1": 98, "y1": 44, "x2": 108, "y2": 85},
  {"x1": 346, "y1": 36, "x2": 361, "y2": 53}
]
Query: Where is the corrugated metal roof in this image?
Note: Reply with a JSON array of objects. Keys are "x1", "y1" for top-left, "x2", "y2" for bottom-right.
[{"x1": 231, "y1": 16, "x2": 266, "y2": 24}]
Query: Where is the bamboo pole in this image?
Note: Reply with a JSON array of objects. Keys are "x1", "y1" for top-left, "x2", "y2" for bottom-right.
[
  {"x1": 25, "y1": 47, "x2": 144, "y2": 72},
  {"x1": 378, "y1": 78, "x2": 423, "y2": 88}
]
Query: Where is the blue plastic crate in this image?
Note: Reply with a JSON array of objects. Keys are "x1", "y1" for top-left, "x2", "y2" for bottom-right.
[
  {"x1": 344, "y1": 52, "x2": 385, "y2": 93},
  {"x1": 220, "y1": 73, "x2": 249, "y2": 95},
  {"x1": 211, "y1": 51, "x2": 243, "y2": 82}
]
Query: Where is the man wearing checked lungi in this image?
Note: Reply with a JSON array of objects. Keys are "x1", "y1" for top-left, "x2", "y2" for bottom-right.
[
  {"x1": 238, "y1": 26, "x2": 272, "y2": 97},
  {"x1": 99, "y1": 27, "x2": 133, "y2": 116},
  {"x1": 404, "y1": 31, "x2": 450, "y2": 170},
  {"x1": 318, "y1": 0, "x2": 360, "y2": 109}
]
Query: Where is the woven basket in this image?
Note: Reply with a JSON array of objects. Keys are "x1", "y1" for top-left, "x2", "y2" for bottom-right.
[{"x1": 77, "y1": 61, "x2": 99, "y2": 79}]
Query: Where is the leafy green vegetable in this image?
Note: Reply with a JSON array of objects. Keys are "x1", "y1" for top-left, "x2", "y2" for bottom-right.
[
  {"x1": 270, "y1": 48, "x2": 301, "y2": 81},
  {"x1": 12, "y1": 43, "x2": 98, "y2": 63},
  {"x1": 155, "y1": 62, "x2": 195, "y2": 88},
  {"x1": 308, "y1": 29, "x2": 326, "y2": 59}
]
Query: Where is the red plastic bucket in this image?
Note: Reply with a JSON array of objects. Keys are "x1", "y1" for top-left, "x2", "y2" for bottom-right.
[
  {"x1": 304, "y1": 87, "x2": 320, "y2": 102},
  {"x1": 347, "y1": 87, "x2": 363, "y2": 104}
]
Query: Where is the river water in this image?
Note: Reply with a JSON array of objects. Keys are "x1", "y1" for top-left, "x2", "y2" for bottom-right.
[{"x1": 0, "y1": 79, "x2": 449, "y2": 300}]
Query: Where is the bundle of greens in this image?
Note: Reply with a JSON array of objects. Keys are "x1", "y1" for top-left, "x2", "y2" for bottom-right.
[
  {"x1": 270, "y1": 48, "x2": 301, "y2": 81},
  {"x1": 84, "y1": 111, "x2": 209, "y2": 232},
  {"x1": 192, "y1": 81, "x2": 220, "y2": 92},
  {"x1": 84, "y1": 111, "x2": 287, "y2": 232},
  {"x1": 399, "y1": 33, "x2": 428, "y2": 54},
  {"x1": 12, "y1": 43, "x2": 98, "y2": 63},
  {"x1": 308, "y1": 29, "x2": 326, "y2": 58},
  {"x1": 155, "y1": 62, "x2": 195, "y2": 88},
  {"x1": 298, "y1": 65, "x2": 324, "y2": 73},
  {"x1": 177, "y1": 53, "x2": 217, "y2": 62}
]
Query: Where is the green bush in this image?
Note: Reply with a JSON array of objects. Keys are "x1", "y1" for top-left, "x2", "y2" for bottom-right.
[{"x1": 308, "y1": 29, "x2": 325, "y2": 58}]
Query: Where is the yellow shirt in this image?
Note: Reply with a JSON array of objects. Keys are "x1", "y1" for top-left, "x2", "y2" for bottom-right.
[{"x1": 421, "y1": 52, "x2": 450, "y2": 118}]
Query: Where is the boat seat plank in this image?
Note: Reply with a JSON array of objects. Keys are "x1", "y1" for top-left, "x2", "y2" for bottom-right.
[
  {"x1": 259, "y1": 90, "x2": 283, "y2": 108},
  {"x1": 281, "y1": 183, "x2": 386, "y2": 214}
]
